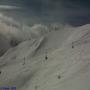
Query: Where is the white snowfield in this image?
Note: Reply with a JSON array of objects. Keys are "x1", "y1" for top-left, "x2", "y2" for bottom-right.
[{"x1": 0, "y1": 15, "x2": 90, "y2": 90}]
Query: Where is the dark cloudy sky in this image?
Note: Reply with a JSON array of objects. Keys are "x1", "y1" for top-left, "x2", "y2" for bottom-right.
[{"x1": 0, "y1": 0, "x2": 90, "y2": 26}]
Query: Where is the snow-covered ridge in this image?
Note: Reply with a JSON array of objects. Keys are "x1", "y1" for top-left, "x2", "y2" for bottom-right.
[
  {"x1": 0, "y1": 14, "x2": 31, "y2": 56},
  {"x1": 0, "y1": 14, "x2": 72, "y2": 56}
]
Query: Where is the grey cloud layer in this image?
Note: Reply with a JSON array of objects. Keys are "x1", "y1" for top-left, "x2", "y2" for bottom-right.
[{"x1": 0, "y1": 0, "x2": 90, "y2": 26}]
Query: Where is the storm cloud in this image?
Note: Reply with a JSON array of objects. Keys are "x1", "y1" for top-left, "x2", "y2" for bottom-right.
[{"x1": 0, "y1": 0, "x2": 90, "y2": 26}]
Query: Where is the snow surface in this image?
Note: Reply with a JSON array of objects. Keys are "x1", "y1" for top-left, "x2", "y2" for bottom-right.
[{"x1": 0, "y1": 15, "x2": 90, "y2": 90}]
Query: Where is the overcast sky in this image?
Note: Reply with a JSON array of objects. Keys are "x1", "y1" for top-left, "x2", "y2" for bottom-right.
[{"x1": 0, "y1": 0, "x2": 90, "y2": 26}]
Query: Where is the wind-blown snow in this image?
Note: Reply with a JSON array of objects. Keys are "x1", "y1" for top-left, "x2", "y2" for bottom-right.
[{"x1": 0, "y1": 15, "x2": 90, "y2": 90}]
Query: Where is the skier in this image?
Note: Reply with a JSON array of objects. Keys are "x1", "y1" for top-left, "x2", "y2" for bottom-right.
[
  {"x1": 72, "y1": 42, "x2": 74, "y2": 48},
  {"x1": 45, "y1": 55, "x2": 48, "y2": 60},
  {"x1": 0, "y1": 70, "x2": 2, "y2": 74},
  {"x1": 57, "y1": 75, "x2": 61, "y2": 79},
  {"x1": 45, "y1": 50, "x2": 48, "y2": 60}
]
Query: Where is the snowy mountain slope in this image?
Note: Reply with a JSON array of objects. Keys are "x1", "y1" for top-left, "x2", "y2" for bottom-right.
[
  {"x1": 0, "y1": 22, "x2": 73, "y2": 90},
  {"x1": 0, "y1": 15, "x2": 90, "y2": 90},
  {"x1": 21, "y1": 24, "x2": 90, "y2": 90}
]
